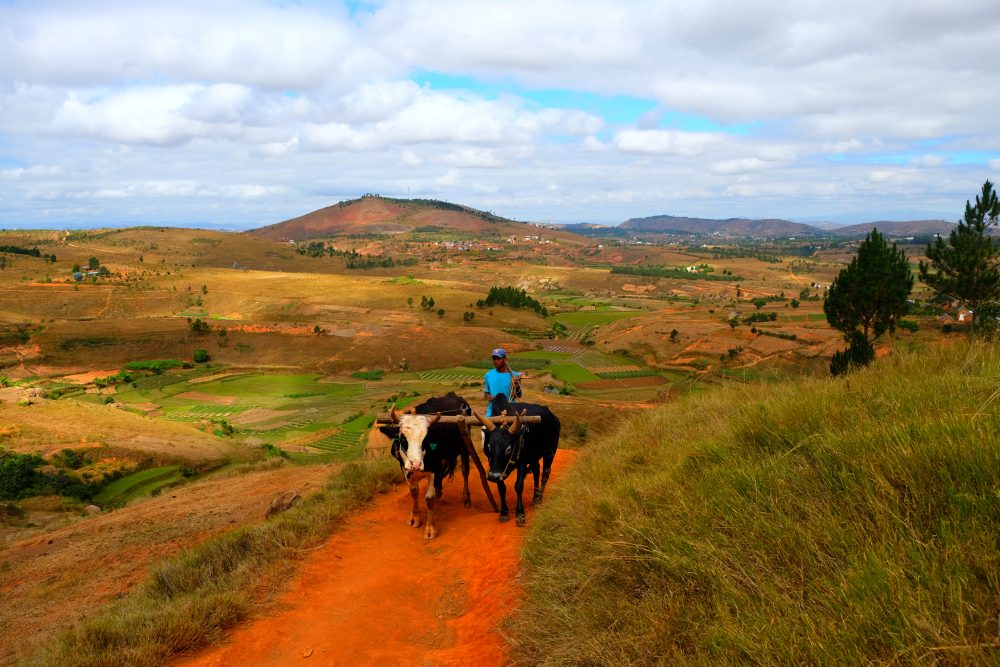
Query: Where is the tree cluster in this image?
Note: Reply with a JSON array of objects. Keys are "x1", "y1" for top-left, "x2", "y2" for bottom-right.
[{"x1": 477, "y1": 286, "x2": 548, "y2": 316}]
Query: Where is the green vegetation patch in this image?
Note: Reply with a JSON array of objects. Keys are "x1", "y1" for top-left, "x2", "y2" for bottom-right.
[
  {"x1": 508, "y1": 341, "x2": 1000, "y2": 664},
  {"x1": 513, "y1": 349, "x2": 574, "y2": 361},
  {"x1": 92, "y1": 466, "x2": 184, "y2": 506},
  {"x1": 547, "y1": 363, "x2": 601, "y2": 384}
]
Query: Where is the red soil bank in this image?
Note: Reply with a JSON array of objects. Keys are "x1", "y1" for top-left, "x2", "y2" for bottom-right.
[{"x1": 178, "y1": 450, "x2": 577, "y2": 667}]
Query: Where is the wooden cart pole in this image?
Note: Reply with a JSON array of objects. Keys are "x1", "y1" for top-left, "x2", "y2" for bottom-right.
[{"x1": 455, "y1": 415, "x2": 499, "y2": 512}]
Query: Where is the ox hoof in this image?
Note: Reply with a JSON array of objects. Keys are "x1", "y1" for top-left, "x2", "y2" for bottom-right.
[
  {"x1": 408, "y1": 515, "x2": 422, "y2": 528},
  {"x1": 499, "y1": 513, "x2": 510, "y2": 523},
  {"x1": 424, "y1": 526, "x2": 437, "y2": 540},
  {"x1": 516, "y1": 514, "x2": 527, "y2": 527},
  {"x1": 532, "y1": 493, "x2": 543, "y2": 506},
  {"x1": 463, "y1": 497, "x2": 472, "y2": 509}
]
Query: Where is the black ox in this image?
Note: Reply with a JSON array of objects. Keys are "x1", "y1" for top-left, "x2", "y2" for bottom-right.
[
  {"x1": 380, "y1": 392, "x2": 472, "y2": 539},
  {"x1": 475, "y1": 394, "x2": 560, "y2": 526}
]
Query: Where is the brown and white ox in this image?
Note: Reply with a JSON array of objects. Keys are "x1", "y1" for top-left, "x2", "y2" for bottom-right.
[{"x1": 380, "y1": 392, "x2": 472, "y2": 539}]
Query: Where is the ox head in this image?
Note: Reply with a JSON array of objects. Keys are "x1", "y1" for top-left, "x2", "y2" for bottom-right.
[
  {"x1": 475, "y1": 409, "x2": 524, "y2": 482},
  {"x1": 390, "y1": 405, "x2": 441, "y2": 474}
]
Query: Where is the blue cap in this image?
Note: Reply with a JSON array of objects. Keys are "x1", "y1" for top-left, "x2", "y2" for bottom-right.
[{"x1": 491, "y1": 348, "x2": 507, "y2": 358}]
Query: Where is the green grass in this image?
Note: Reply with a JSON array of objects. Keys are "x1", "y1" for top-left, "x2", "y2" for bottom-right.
[
  {"x1": 547, "y1": 363, "x2": 601, "y2": 384},
  {"x1": 92, "y1": 466, "x2": 184, "y2": 506},
  {"x1": 30, "y1": 458, "x2": 400, "y2": 667},
  {"x1": 513, "y1": 350, "x2": 573, "y2": 360},
  {"x1": 341, "y1": 413, "x2": 375, "y2": 432},
  {"x1": 507, "y1": 341, "x2": 1000, "y2": 665}
]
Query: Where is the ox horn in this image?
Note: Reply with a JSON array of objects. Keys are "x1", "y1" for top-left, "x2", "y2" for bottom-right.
[
  {"x1": 427, "y1": 412, "x2": 441, "y2": 426},
  {"x1": 508, "y1": 409, "x2": 526, "y2": 433},
  {"x1": 473, "y1": 411, "x2": 495, "y2": 432},
  {"x1": 389, "y1": 404, "x2": 401, "y2": 423}
]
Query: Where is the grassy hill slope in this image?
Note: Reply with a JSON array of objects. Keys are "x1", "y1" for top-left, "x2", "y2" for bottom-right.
[{"x1": 508, "y1": 340, "x2": 999, "y2": 664}]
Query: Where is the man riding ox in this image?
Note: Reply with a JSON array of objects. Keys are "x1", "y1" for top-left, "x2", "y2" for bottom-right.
[
  {"x1": 475, "y1": 394, "x2": 559, "y2": 526},
  {"x1": 381, "y1": 392, "x2": 472, "y2": 540}
]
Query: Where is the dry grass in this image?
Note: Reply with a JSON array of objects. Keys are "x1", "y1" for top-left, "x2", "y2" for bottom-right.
[{"x1": 507, "y1": 340, "x2": 1000, "y2": 665}]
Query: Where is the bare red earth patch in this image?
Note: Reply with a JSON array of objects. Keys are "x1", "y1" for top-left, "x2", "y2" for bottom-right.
[{"x1": 177, "y1": 450, "x2": 578, "y2": 667}]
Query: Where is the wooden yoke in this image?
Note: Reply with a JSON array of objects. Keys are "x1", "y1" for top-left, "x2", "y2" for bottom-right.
[{"x1": 374, "y1": 414, "x2": 542, "y2": 425}]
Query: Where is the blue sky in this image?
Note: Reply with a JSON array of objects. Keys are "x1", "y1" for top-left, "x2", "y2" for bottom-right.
[{"x1": 1, "y1": 0, "x2": 999, "y2": 229}]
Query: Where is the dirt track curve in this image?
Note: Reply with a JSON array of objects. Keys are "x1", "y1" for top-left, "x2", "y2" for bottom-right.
[{"x1": 178, "y1": 450, "x2": 577, "y2": 667}]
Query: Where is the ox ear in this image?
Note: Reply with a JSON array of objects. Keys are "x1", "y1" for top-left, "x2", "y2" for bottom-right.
[
  {"x1": 473, "y1": 411, "x2": 495, "y2": 432},
  {"x1": 405, "y1": 406, "x2": 416, "y2": 415}
]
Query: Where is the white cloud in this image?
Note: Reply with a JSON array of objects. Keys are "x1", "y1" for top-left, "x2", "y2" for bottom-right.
[
  {"x1": 399, "y1": 149, "x2": 422, "y2": 166},
  {"x1": 614, "y1": 129, "x2": 724, "y2": 156},
  {"x1": 438, "y1": 148, "x2": 505, "y2": 168},
  {"x1": 1, "y1": 1, "x2": 998, "y2": 227},
  {"x1": 911, "y1": 155, "x2": 947, "y2": 168}
]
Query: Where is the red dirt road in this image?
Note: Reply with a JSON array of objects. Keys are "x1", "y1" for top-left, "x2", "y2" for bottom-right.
[{"x1": 178, "y1": 451, "x2": 577, "y2": 667}]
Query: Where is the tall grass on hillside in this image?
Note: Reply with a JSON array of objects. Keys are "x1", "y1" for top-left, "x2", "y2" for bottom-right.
[
  {"x1": 27, "y1": 458, "x2": 399, "y2": 667},
  {"x1": 508, "y1": 341, "x2": 1000, "y2": 665}
]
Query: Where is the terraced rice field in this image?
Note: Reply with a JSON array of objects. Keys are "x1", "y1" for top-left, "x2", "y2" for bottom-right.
[
  {"x1": 543, "y1": 342, "x2": 587, "y2": 354},
  {"x1": 417, "y1": 369, "x2": 482, "y2": 382},
  {"x1": 162, "y1": 404, "x2": 250, "y2": 421},
  {"x1": 309, "y1": 431, "x2": 364, "y2": 453}
]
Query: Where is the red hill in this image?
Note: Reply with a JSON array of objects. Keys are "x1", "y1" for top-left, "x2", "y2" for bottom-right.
[{"x1": 250, "y1": 195, "x2": 547, "y2": 241}]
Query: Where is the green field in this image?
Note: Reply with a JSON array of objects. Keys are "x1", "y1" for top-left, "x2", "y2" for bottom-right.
[
  {"x1": 548, "y1": 363, "x2": 602, "y2": 384},
  {"x1": 92, "y1": 466, "x2": 185, "y2": 506}
]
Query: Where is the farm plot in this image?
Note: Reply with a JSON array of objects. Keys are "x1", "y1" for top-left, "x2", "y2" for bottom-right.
[
  {"x1": 548, "y1": 363, "x2": 602, "y2": 385},
  {"x1": 161, "y1": 404, "x2": 250, "y2": 422},
  {"x1": 591, "y1": 366, "x2": 659, "y2": 379},
  {"x1": 575, "y1": 376, "x2": 667, "y2": 390},
  {"x1": 309, "y1": 431, "x2": 364, "y2": 453},
  {"x1": 417, "y1": 367, "x2": 482, "y2": 382},
  {"x1": 543, "y1": 342, "x2": 588, "y2": 355},
  {"x1": 92, "y1": 465, "x2": 185, "y2": 506}
]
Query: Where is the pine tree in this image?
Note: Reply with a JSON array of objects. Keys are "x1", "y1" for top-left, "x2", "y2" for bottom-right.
[
  {"x1": 919, "y1": 180, "x2": 1000, "y2": 313},
  {"x1": 824, "y1": 229, "x2": 913, "y2": 374}
]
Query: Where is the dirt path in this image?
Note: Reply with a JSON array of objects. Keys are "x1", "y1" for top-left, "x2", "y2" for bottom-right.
[{"x1": 178, "y1": 450, "x2": 578, "y2": 667}]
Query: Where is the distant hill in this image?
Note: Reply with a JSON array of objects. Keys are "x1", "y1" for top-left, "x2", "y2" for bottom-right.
[
  {"x1": 826, "y1": 219, "x2": 955, "y2": 237},
  {"x1": 249, "y1": 195, "x2": 585, "y2": 242},
  {"x1": 619, "y1": 215, "x2": 824, "y2": 238},
  {"x1": 567, "y1": 216, "x2": 968, "y2": 240}
]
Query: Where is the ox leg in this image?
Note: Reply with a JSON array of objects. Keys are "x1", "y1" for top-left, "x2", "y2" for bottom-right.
[
  {"x1": 423, "y1": 473, "x2": 438, "y2": 539},
  {"x1": 537, "y1": 451, "x2": 555, "y2": 504},
  {"x1": 514, "y1": 466, "x2": 528, "y2": 526},
  {"x1": 496, "y1": 479, "x2": 509, "y2": 522},
  {"x1": 407, "y1": 481, "x2": 422, "y2": 529},
  {"x1": 460, "y1": 452, "x2": 472, "y2": 508},
  {"x1": 530, "y1": 460, "x2": 542, "y2": 506}
]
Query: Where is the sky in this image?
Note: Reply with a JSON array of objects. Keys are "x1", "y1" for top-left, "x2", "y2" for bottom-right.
[{"x1": 1, "y1": 0, "x2": 999, "y2": 230}]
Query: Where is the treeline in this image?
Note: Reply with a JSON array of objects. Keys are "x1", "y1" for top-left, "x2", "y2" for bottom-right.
[
  {"x1": 0, "y1": 245, "x2": 56, "y2": 262},
  {"x1": 295, "y1": 241, "x2": 418, "y2": 269},
  {"x1": 611, "y1": 265, "x2": 743, "y2": 281},
  {"x1": 477, "y1": 286, "x2": 548, "y2": 316},
  {"x1": 1, "y1": 447, "x2": 113, "y2": 501}
]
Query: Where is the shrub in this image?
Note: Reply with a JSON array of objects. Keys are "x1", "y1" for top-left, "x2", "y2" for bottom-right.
[{"x1": 192, "y1": 348, "x2": 210, "y2": 363}]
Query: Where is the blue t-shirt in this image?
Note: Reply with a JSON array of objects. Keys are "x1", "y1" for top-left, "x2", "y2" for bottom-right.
[{"x1": 484, "y1": 368, "x2": 521, "y2": 416}]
